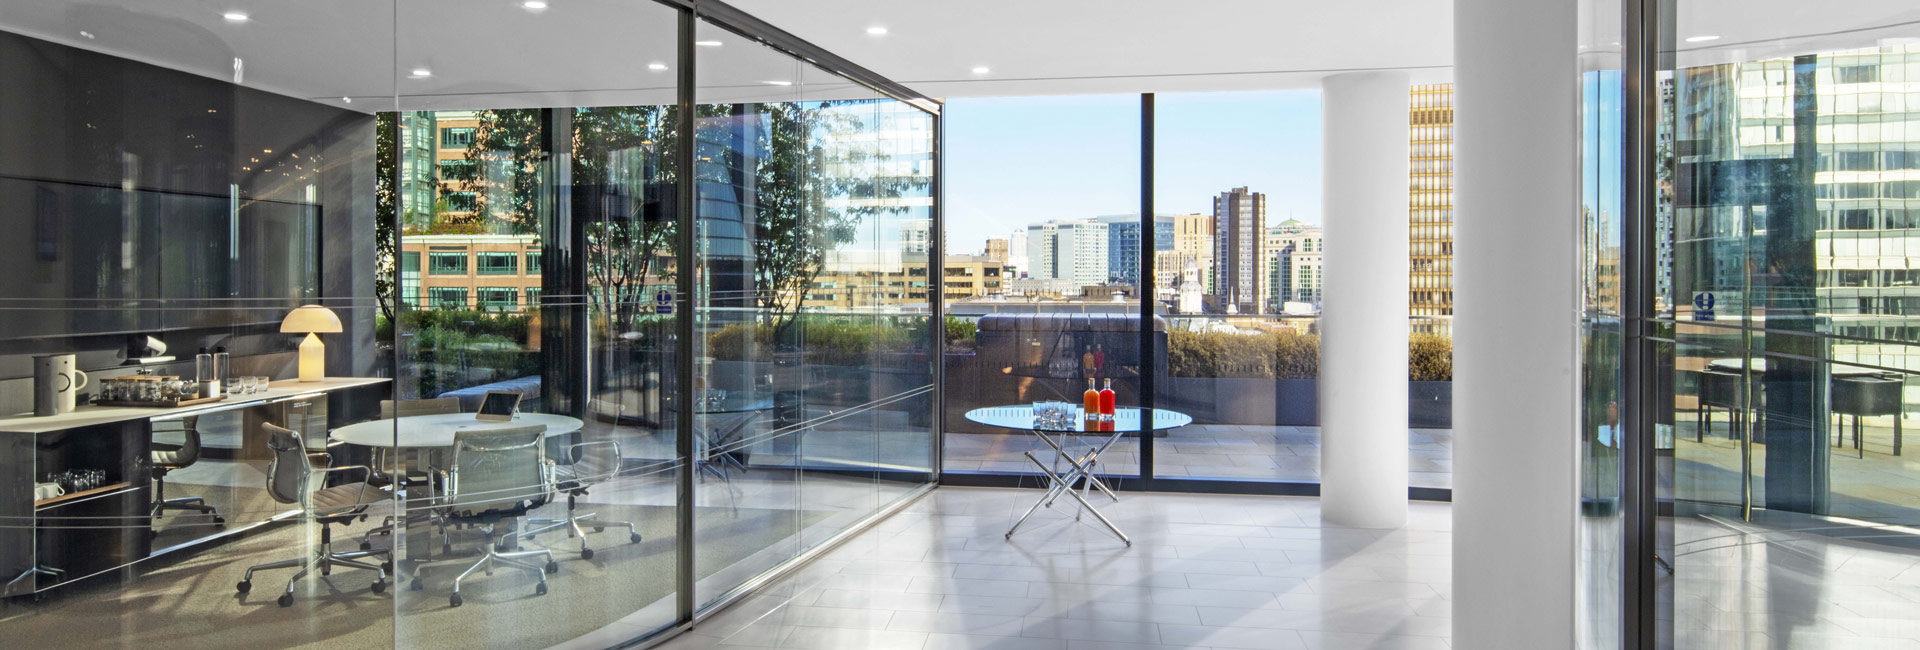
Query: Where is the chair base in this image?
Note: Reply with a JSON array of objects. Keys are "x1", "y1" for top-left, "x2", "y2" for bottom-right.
[
  {"x1": 522, "y1": 493, "x2": 642, "y2": 559},
  {"x1": 410, "y1": 527, "x2": 556, "y2": 607},
  {"x1": 236, "y1": 524, "x2": 389, "y2": 607}
]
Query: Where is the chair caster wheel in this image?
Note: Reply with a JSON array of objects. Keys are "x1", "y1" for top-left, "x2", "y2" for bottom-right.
[
  {"x1": 236, "y1": 580, "x2": 252, "y2": 594},
  {"x1": 409, "y1": 580, "x2": 423, "y2": 591},
  {"x1": 545, "y1": 561, "x2": 559, "y2": 574},
  {"x1": 371, "y1": 580, "x2": 386, "y2": 594},
  {"x1": 383, "y1": 561, "x2": 394, "y2": 573},
  {"x1": 441, "y1": 544, "x2": 452, "y2": 556},
  {"x1": 449, "y1": 593, "x2": 463, "y2": 608},
  {"x1": 630, "y1": 533, "x2": 643, "y2": 544},
  {"x1": 581, "y1": 548, "x2": 594, "y2": 560},
  {"x1": 360, "y1": 541, "x2": 373, "y2": 551},
  {"x1": 535, "y1": 583, "x2": 547, "y2": 596},
  {"x1": 593, "y1": 525, "x2": 605, "y2": 533},
  {"x1": 277, "y1": 593, "x2": 294, "y2": 608}
]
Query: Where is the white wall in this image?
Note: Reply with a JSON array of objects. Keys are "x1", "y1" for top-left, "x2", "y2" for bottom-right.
[{"x1": 1452, "y1": 0, "x2": 1582, "y2": 647}]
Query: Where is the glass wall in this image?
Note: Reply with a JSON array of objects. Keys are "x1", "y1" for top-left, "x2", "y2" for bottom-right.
[
  {"x1": 943, "y1": 89, "x2": 1456, "y2": 491},
  {"x1": 1153, "y1": 90, "x2": 1327, "y2": 484},
  {"x1": 689, "y1": 18, "x2": 938, "y2": 607},
  {"x1": 0, "y1": 2, "x2": 935, "y2": 649},
  {"x1": 939, "y1": 95, "x2": 1142, "y2": 479},
  {"x1": 1589, "y1": 0, "x2": 1920, "y2": 647},
  {"x1": 0, "y1": 3, "x2": 399, "y2": 648}
]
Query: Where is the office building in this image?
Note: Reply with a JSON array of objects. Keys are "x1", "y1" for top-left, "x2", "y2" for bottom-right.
[
  {"x1": 983, "y1": 236, "x2": 1008, "y2": 263},
  {"x1": 1213, "y1": 186, "x2": 1268, "y2": 314},
  {"x1": 1, "y1": 3, "x2": 1908, "y2": 650},
  {"x1": 1410, "y1": 83, "x2": 1455, "y2": 331},
  {"x1": 1267, "y1": 219, "x2": 1324, "y2": 308},
  {"x1": 1024, "y1": 218, "x2": 1108, "y2": 286}
]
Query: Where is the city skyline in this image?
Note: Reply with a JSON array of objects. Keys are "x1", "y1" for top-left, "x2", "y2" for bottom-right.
[{"x1": 944, "y1": 91, "x2": 1324, "y2": 256}]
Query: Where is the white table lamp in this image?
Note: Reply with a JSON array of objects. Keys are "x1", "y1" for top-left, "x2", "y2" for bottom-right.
[{"x1": 281, "y1": 305, "x2": 343, "y2": 382}]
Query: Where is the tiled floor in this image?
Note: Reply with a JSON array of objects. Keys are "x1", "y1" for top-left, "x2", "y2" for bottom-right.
[
  {"x1": 944, "y1": 426, "x2": 1456, "y2": 489},
  {"x1": 652, "y1": 487, "x2": 1455, "y2": 650}
]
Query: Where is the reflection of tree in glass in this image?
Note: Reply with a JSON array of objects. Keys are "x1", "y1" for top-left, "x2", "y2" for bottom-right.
[
  {"x1": 706, "y1": 100, "x2": 929, "y2": 333},
  {"x1": 375, "y1": 112, "x2": 397, "y2": 322}
]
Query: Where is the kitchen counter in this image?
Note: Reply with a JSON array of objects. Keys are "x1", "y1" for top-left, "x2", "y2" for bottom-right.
[{"x1": 0, "y1": 377, "x2": 388, "y2": 434}]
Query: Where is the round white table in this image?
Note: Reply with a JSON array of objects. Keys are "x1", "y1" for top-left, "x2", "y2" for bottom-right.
[{"x1": 330, "y1": 412, "x2": 584, "y2": 449}]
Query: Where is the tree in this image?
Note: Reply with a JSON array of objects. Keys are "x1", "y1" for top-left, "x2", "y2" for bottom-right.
[
  {"x1": 374, "y1": 112, "x2": 397, "y2": 322},
  {"x1": 707, "y1": 101, "x2": 930, "y2": 334}
]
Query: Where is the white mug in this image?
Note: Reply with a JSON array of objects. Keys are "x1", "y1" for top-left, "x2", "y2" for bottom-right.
[{"x1": 34, "y1": 482, "x2": 66, "y2": 501}]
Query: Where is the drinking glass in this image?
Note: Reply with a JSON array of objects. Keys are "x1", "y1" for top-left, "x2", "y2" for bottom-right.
[{"x1": 253, "y1": 376, "x2": 269, "y2": 393}]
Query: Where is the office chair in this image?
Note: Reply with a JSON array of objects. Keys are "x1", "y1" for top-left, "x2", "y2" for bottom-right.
[
  {"x1": 235, "y1": 423, "x2": 391, "y2": 607},
  {"x1": 523, "y1": 402, "x2": 641, "y2": 559},
  {"x1": 408, "y1": 425, "x2": 557, "y2": 607},
  {"x1": 149, "y1": 416, "x2": 223, "y2": 538},
  {"x1": 359, "y1": 397, "x2": 461, "y2": 549}
]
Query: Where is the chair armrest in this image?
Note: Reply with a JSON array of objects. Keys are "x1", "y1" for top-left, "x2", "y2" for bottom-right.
[{"x1": 563, "y1": 439, "x2": 624, "y2": 477}]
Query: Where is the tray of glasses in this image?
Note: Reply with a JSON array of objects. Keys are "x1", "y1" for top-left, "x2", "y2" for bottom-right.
[{"x1": 93, "y1": 394, "x2": 229, "y2": 408}]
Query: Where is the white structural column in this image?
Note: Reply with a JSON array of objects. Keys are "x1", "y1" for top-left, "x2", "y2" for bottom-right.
[
  {"x1": 1453, "y1": 0, "x2": 1580, "y2": 647},
  {"x1": 1319, "y1": 70, "x2": 1411, "y2": 529}
]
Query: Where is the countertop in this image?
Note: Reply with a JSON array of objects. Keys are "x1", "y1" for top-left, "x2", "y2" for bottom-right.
[{"x1": 0, "y1": 377, "x2": 389, "y2": 434}]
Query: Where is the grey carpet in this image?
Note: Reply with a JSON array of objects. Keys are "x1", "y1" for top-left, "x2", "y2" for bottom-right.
[{"x1": 0, "y1": 504, "x2": 830, "y2": 650}]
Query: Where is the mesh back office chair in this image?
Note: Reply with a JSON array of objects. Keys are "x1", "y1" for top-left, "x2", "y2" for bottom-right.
[
  {"x1": 235, "y1": 423, "x2": 391, "y2": 607},
  {"x1": 360, "y1": 398, "x2": 461, "y2": 549},
  {"x1": 522, "y1": 402, "x2": 641, "y2": 559},
  {"x1": 149, "y1": 416, "x2": 223, "y2": 537},
  {"x1": 407, "y1": 425, "x2": 557, "y2": 607}
]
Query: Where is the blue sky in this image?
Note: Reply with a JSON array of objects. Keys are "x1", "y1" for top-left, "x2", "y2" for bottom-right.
[{"x1": 943, "y1": 91, "x2": 1324, "y2": 255}]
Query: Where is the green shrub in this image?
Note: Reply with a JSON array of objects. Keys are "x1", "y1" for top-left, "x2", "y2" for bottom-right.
[
  {"x1": 1166, "y1": 329, "x2": 1453, "y2": 381},
  {"x1": 1409, "y1": 334, "x2": 1454, "y2": 382},
  {"x1": 706, "y1": 315, "x2": 932, "y2": 366},
  {"x1": 945, "y1": 315, "x2": 977, "y2": 352}
]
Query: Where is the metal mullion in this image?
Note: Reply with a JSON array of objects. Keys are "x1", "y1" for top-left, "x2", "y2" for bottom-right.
[
  {"x1": 1620, "y1": 0, "x2": 1661, "y2": 647},
  {"x1": 1140, "y1": 93, "x2": 1156, "y2": 486},
  {"x1": 673, "y1": 3, "x2": 698, "y2": 629}
]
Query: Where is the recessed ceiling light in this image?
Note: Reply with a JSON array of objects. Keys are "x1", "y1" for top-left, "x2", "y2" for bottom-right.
[
  {"x1": 522, "y1": 0, "x2": 548, "y2": 9},
  {"x1": 647, "y1": 62, "x2": 668, "y2": 72},
  {"x1": 762, "y1": 80, "x2": 793, "y2": 86},
  {"x1": 222, "y1": 11, "x2": 249, "y2": 22},
  {"x1": 695, "y1": 40, "x2": 722, "y2": 47},
  {"x1": 78, "y1": 30, "x2": 95, "y2": 39},
  {"x1": 341, "y1": 96, "x2": 352, "y2": 103},
  {"x1": 1685, "y1": 35, "x2": 1721, "y2": 43},
  {"x1": 411, "y1": 68, "x2": 432, "y2": 78},
  {"x1": 970, "y1": 66, "x2": 990, "y2": 75},
  {"x1": 866, "y1": 26, "x2": 888, "y2": 36}
]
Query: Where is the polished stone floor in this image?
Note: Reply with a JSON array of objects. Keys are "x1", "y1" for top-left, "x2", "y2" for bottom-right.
[
  {"x1": 944, "y1": 426, "x2": 1456, "y2": 489},
  {"x1": 653, "y1": 487, "x2": 1456, "y2": 650}
]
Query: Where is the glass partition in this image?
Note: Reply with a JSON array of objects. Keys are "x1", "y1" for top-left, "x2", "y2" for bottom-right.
[
  {"x1": 0, "y1": 3, "x2": 399, "y2": 648},
  {"x1": 690, "y1": 17, "x2": 938, "y2": 607},
  {"x1": 0, "y1": 2, "x2": 935, "y2": 649}
]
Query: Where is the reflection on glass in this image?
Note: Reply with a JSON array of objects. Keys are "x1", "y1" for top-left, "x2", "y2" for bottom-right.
[
  {"x1": 1654, "y1": 11, "x2": 1920, "y2": 648},
  {"x1": 691, "y1": 20, "x2": 937, "y2": 609}
]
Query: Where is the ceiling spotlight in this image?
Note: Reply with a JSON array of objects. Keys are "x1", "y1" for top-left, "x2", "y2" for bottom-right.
[
  {"x1": 647, "y1": 62, "x2": 668, "y2": 72},
  {"x1": 970, "y1": 66, "x2": 990, "y2": 75},
  {"x1": 341, "y1": 96, "x2": 352, "y2": 103},
  {"x1": 866, "y1": 26, "x2": 888, "y2": 36},
  {"x1": 222, "y1": 11, "x2": 249, "y2": 22},
  {"x1": 1685, "y1": 35, "x2": 1721, "y2": 43},
  {"x1": 695, "y1": 40, "x2": 722, "y2": 47},
  {"x1": 78, "y1": 30, "x2": 95, "y2": 39},
  {"x1": 522, "y1": 0, "x2": 549, "y2": 9},
  {"x1": 762, "y1": 80, "x2": 793, "y2": 86},
  {"x1": 410, "y1": 67, "x2": 432, "y2": 78}
]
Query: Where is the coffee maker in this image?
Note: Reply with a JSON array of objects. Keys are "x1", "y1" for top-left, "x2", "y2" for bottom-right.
[{"x1": 33, "y1": 354, "x2": 90, "y2": 416}]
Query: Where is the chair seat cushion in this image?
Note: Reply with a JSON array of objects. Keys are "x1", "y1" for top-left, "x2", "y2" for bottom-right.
[
  {"x1": 311, "y1": 482, "x2": 384, "y2": 517},
  {"x1": 151, "y1": 448, "x2": 192, "y2": 468}
]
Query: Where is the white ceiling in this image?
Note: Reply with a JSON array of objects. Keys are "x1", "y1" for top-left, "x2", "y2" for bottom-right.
[
  {"x1": 4, "y1": 0, "x2": 1917, "y2": 114},
  {"x1": 728, "y1": 0, "x2": 1458, "y2": 98}
]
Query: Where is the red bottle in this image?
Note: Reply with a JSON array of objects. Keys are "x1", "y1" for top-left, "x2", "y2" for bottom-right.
[
  {"x1": 1083, "y1": 378, "x2": 1101, "y2": 427},
  {"x1": 1105, "y1": 377, "x2": 1121, "y2": 421}
]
